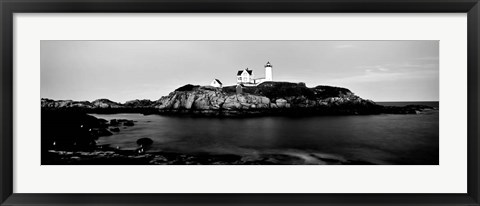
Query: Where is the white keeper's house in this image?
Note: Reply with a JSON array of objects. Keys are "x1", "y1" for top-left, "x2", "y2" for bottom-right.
[{"x1": 236, "y1": 61, "x2": 273, "y2": 86}]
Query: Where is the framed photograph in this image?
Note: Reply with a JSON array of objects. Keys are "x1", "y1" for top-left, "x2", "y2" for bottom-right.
[{"x1": 1, "y1": 0, "x2": 479, "y2": 205}]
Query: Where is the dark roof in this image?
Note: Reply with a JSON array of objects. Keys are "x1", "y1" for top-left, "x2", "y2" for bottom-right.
[
  {"x1": 237, "y1": 69, "x2": 253, "y2": 76},
  {"x1": 214, "y1": 79, "x2": 222, "y2": 84}
]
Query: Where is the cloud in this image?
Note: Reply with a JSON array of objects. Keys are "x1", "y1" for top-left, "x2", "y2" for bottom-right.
[
  {"x1": 358, "y1": 62, "x2": 437, "y2": 72},
  {"x1": 326, "y1": 70, "x2": 438, "y2": 85},
  {"x1": 325, "y1": 61, "x2": 438, "y2": 84},
  {"x1": 359, "y1": 65, "x2": 390, "y2": 72},
  {"x1": 377, "y1": 67, "x2": 389, "y2": 72},
  {"x1": 414, "y1": 56, "x2": 439, "y2": 61},
  {"x1": 334, "y1": 44, "x2": 355, "y2": 49}
]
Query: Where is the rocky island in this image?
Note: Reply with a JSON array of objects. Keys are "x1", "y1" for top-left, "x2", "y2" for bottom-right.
[{"x1": 42, "y1": 81, "x2": 434, "y2": 115}]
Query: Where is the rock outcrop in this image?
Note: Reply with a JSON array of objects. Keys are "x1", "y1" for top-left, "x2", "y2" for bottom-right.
[
  {"x1": 153, "y1": 83, "x2": 382, "y2": 115},
  {"x1": 42, "y1": 98, "x2": 123, "y2": 109},
  {"x1": 41, "y1": 99, "x2": 94, "y2": 108},
  {"x1": 91, "y1": 99, "x2": 123, "y2": 108},
  {"x1": 41, "y1": 111, "x2": 136, "y2": 153},
  {"x1": 124, "y1": 99, "x2": 155, "y2": 108},
  {"x1": 155, "y1": 87, "x2": 271, "y2": 111}
]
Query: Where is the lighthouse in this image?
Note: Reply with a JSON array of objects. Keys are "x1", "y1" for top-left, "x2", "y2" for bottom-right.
[{"x1": 265, "y1": 61, "x2": 273, "y2": 81}]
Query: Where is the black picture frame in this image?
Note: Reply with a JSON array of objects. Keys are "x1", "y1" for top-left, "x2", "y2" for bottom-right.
[{"x1": 1, "y1": 0, "x2": 479, "y2": 205}]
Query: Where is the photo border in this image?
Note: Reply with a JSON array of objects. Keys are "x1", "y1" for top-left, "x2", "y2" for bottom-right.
[{"x1": 1, "y1": 0, "x2": 479, "y2": 205}]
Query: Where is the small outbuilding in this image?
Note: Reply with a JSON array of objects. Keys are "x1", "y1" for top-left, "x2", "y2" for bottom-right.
[
  {"x1": 210, "y1": 79, "x2": 223, "y2": 88},
  {"x1": 236, "y1": 84, "x2": 244, "y2": 94}
]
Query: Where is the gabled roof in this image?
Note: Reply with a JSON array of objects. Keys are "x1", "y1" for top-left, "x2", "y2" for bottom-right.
[
  {"x1": 237, "y1": 69, "x2": 253, "y2": 76},
  {"x1": 213, "y1": 79, "x2": 222, "y2": 84}
]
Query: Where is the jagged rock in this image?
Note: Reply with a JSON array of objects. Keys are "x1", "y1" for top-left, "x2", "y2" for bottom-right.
[
  {"x1": 136, "y1": 138, "x2": 153, "y2": 147},
  {"x1": 276, "y1": 99, "x2": 288, "y2": 108},
  {"x1": 110, "y1": 127, "x2": 120, "y2": 132},
  {"x1": 110, "y1": 119, "x2": 134, "y2": 126},
  {"x1": 193, "y1": 95, "x2": 210, "y2": 110},
  {"x1": 222, "y1": 96, "x2": 242, "y2": 109},
  {"x1": 185, "y1": 93, "x2": 196, "y2": 109},
  {"x1": 124, "y1": 99, "x2": 154, "y2": 108},
  {"x1": 41, "y1": 99, "x2": 94, "y2": 108},
  {"x1": 123, "y1": 121, "x2": 134, "y2": 126},
  {"x1": 90, "y1": 128, "x2": 112, "y2": 137},
  {"x1": 92, "y1": 99, "x2": 123, "y2": 108},
  {"x1": 110, "y1": 119, "x2": 119, "y2": 126}
]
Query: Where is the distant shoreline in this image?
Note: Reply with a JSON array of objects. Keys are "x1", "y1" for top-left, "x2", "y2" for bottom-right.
[{"x1": 376, "y1": 101, "x2": 439, "y2": 108}]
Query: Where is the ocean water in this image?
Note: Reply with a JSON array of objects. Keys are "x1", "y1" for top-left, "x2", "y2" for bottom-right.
[{"x1": 90, "y1": 102, "x2": 439, "y2": 165}]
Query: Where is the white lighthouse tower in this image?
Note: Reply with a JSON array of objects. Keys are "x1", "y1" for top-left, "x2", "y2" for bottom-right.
[{"x1": 265, "y1": 61, "x2": 273, "y2": 81}]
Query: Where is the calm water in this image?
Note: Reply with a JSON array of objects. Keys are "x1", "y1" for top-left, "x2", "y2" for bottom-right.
[{"x1": 90, "y1": 102, "x2": 439, "y2": 165}]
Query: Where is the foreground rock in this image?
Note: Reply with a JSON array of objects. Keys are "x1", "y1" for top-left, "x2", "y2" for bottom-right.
[
  {"x1": 43, "y1": 147, "x2": 375, "y2": 165},
  {"x1": 41, "y1": 110, "x2": 135, "y2": 155},
  {"x1": 137, "y1": 138, "x2": 153, "y2": 147},
  {"x1": 110, "y1": 119, "x2": 134, "y2": 126}
]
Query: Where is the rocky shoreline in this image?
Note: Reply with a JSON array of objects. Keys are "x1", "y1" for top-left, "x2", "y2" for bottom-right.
[{"x1": 44, "y1": 145, "x2": 375, "y2": 165}]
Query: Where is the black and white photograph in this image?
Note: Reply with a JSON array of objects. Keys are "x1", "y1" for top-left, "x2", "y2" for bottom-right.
[{"x1": 41, "y1": 40, "x2": 439, "y2": 165}]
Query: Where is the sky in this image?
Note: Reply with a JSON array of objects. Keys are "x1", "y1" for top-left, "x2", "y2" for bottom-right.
[{"x1": 41, "y1": 41, "x2": 439, "y2": 103}]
